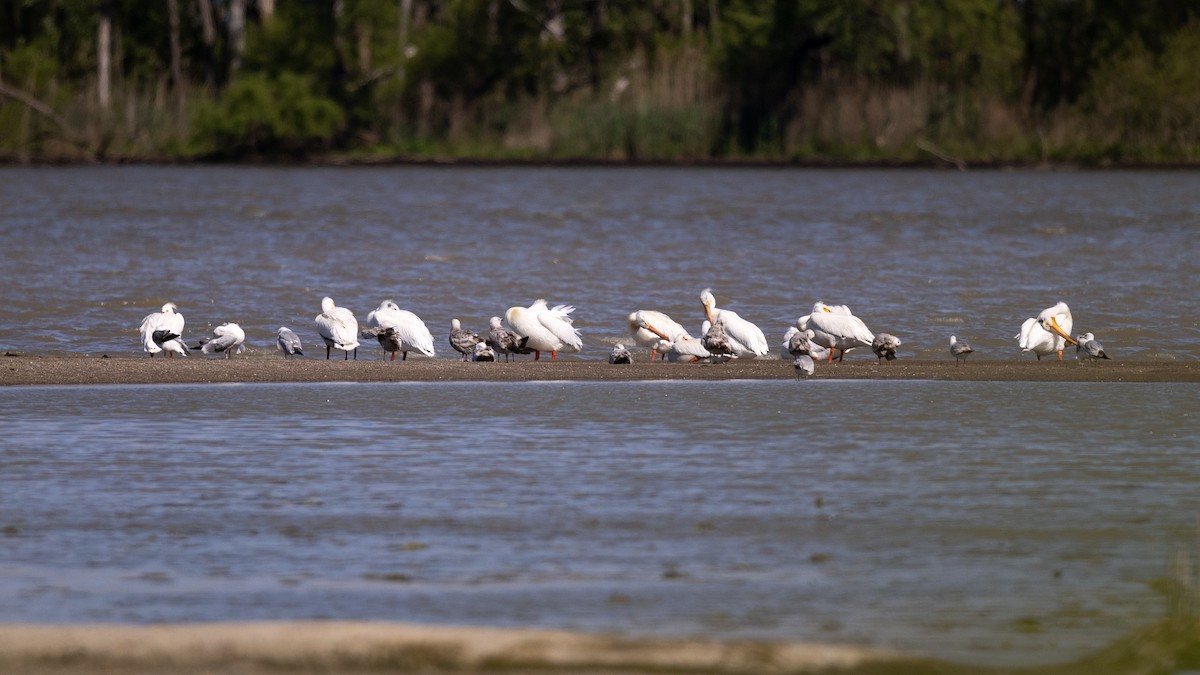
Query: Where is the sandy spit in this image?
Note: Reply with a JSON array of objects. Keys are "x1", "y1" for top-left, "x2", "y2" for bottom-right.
[
  {"x1": 1, "y1": 353, "x2": 1197, "y2": 386},
  {"x1": 0, "y1": 621, "x2": 907, "y2": 675}
]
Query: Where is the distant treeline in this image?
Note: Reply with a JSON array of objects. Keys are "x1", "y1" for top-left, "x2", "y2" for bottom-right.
[{"x1": 2, "y1": 0, "x2": 1199, "y2": 164}]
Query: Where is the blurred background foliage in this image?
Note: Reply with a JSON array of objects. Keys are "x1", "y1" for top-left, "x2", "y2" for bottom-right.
[{"x1": 1, "y1": 0, "x2": 1198, "y2": 162}]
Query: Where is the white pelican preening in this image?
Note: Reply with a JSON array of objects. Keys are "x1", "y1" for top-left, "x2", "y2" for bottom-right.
[
  {"x1": 505, "y1": 299, "x2": 582, "y2": 361},
  {"x1": 363, "y1": 300, "x2": 436, "y2": 361},
  {"x1": 276, "y1": 327, "x2": 303, "y2": 357},
  {"x1": 1075, "y1": 332, "x2": 1110, "y2": 363},
  {"x1": 139, "y1": 302, "x2": 188, "y2": 358},
  {"x1": 950, "y1": 335, "x2": 974, "y2": 366},
  {"x1": 449, "y1": 318, "x2": 484, "y2": 361},
  {"x1": 627, "y1": 310, "x2": 687, "y2": 361},
  {"x1": 1016, "y1": 301, "x2": 1077, "y2": 361},
  {"x1": 699, "y1": 289, "x2": 769, "y2": 358},
  {"x1": 315, "y1": 296, "x2": 360, "y2": 360},
  {"x1": 196, "y1": 322, "x2": 246, "y2": 358},
  {"x1": 486, "y1": 316, "x2": 532, "y2": 362},
  {"x1": 871, "y1": 333, "x2": 902, "y2": 363},
  {"x1": 800, "y1": 302, "x2": 876, "y2": 363}
]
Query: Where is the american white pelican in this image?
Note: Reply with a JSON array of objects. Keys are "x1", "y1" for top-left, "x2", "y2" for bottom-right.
[
  {"x1": 471, "y1": 342, "x2": 496, "y2": 362},
  {"x1": 315, "y1": 296, "x2": 360, "y2": 360},
  {"x1": 627, "y1": 310, "x2": 687, "y2": 361},
  {"x1": 699, "y1": 289, "x2": 769, "y2": 358},
  {"x1": 1016, "y1": 301, "x2": 1077, "y2": 361},
  {"x1": 449, "y1": 319, "x2": 484, "y2": 361},
  {"x1": 139, "y1": 302, "x2": 188, "y2": 358},
  {"x1": 276, "y1": 327, "x2": 304, "y2": 357},
  {"x1": 505, "y1": 299, "x2": 582, "y2": 361},
  {"x1": 195, "y1": 322, "x2": 246, "y2": 358},
  {"x1": 486, "y1": 316, "x2": 532, "y2": 362},
  {"x1": 609, "y1": 344, "x2": 633, "y2": 364},
  {"x1": 800, "y1": 302, "x2": 875, "y2": 363},
  {"x1": 950, "y1": 335, "x2": 974, "y2": 366},
  {"x1": 1075, "y1": 333, "x2": 1110, "y2": 363},
  {"x1": 363, "y1": 300, "x2": 436, "y2": 361},
  {"x1": 872, "y1": 333, "x2": 901, "y2": 362}
]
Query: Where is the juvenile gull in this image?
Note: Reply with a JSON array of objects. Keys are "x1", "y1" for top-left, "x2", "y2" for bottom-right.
[
  {"x1": 871, "y1": 333, "x2": 902, "y2": 363},
  {"x1": 950, "y1": 335, "x2": 974, "y2": 366},
  {"x1": 139, "y1": 302, "x2": 188, "y2": 358},
  {"x1": 276, "y1": 327, "x2": 303, "y2": 357},
  {"x1": 315, "y1": 296, "x2": 360, "y2": 360},
  {"x1": 793, "y1": 355, "x2": 815, "y2": 378},
  {"x1": 608, "y1": 343, "x2": 633, "y2": 364},
  {"x1": 471, "y1": 341, "x2": 496, "y2": 362},
  {"x1": 449, "y1": 319, "x2": 484, "y2": 361},
  {"x1": 486, "y1": 316, "x2": 532, "y2": 362}
]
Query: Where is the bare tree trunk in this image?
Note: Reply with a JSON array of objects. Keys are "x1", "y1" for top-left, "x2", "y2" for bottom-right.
[
  {"x1": 229, "y1": 0, "x2": 246, "y2": 74},
  {"x1": 680, "y1": 0, "x2": 692, "y2": 40},
  {"x1": 397, "y1": 0, "x2": 412, "y2": 85},
  {"x1": 97, "y1": 0, "x2": 113, "y2": 110},
  {"x1": 258, "y1": 0, "x2": 275, "y2": 20},
  {"x1": 167, "y1": 0, "x2": 185, "y2": 122},
  {"x1": 195, "y1": 0, "x2": 218, "y2": 96}
]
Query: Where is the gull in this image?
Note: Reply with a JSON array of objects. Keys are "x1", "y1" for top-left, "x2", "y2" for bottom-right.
[
  {"x1": 505, "y1": 299, "x2": 582, "y2": 361},
  {"x1": 486, "y1": 316, "x2": 532, "y2": 362},
  {"x1": 700, "y1": 289, "x2": 769, "y2": 358},
  {"x1": 780, "y1": 324, "x2": 830, "y2": 363},
  {"x1": 701, "y1": 318, "x2": 736, "y2": 360},
  {"x1": 793, "y1": 355, "x2": 815, "y2": 379},
  {"x1": 471, "y1": 342, "x2": 496, "y2": 362},
  {"x1": 800, "y1": 302, "x2": 875, "y2": 363},
  {"x1": 950, "y1": 335, "x2": 974, "y2": 366},
  {"x1": 315, "y1": 296, "x2": 360, "y2": 360},
  {"x1": 276, "y1": 327, "x2": 303, "y2": 357},
  {"x1": 194, "y1": 322, "x2": 246, "y2": 359},
  {"x1": 871, "y1": 333, "x2": 902, "y2": 363},
  {"x1": 1016, "y1": 301, "x2": 1077, "y2": 361},
  {"x1": 627, "y1": 310, "x2": 687, "y2": 361},
  {"x1": 363, "y1": 300, "x2": 436, "y2": 362},
  {"x1": 139, "y1": 302, "x2": 188, "y2": 358},
  {"x1": 609, "y1": 343, "x2": 633, "y2": 364},
  {"x1": 1075, "y1": 333, "x2": 1111, "y2": 363},
  {"x1": 449, "y1": 319, "x2": 484, "y2": 361}
]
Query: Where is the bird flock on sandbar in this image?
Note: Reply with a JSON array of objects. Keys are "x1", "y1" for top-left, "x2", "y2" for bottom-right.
[{"x1": 138, "y1": 291, "x2": 1112, "y2": 376}]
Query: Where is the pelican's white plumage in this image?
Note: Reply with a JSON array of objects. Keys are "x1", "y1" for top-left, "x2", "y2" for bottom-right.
[
  {"x1": 627, "y1": 310, "x2": 686, "y2": 360},
  {"x1": 950, "y1": 335, "x2": 974, "y2": 366},
  {"x1": 276, "y1": 326, "x2": 304, "y2": 357},
  {"x1": 799, "y1": 302, "x2": 875, "y2": 363},
  {"x1": 505, "y1": 299, "x2": 582, "y2": 361},
  {"x1": 139, "y1": 302, "x2": 187, "y2": 357},
  {"x1": 197, "y1": 322, "x2": 246, "y2": 358},
  {"x1": 364, "y1": 300, "x2": 436, "y2": 361},
  {"x1": 632, "y1": 312, "x2": 711, "y2": 362},
  {"x1": 1016, "y1": 301, "x2": 1076, "y2": 361},
  {"x1": 315, "y1": 296, "x2": 360, "y2": 360},
  {"x1": 699, "y1": 289, "x2": 769, "y2": 358}
]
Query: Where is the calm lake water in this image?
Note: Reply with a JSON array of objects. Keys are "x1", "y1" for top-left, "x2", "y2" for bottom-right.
[{"x1": 1, "y1": 167, "x2": 1199, "y2": 666}]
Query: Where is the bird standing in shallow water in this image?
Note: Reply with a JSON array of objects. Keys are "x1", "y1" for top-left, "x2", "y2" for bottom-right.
[{"x1": 950, "y1": 335, "x2": 974, "y2": 366}]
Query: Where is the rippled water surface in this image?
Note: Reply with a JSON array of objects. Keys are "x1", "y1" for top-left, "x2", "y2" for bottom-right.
[
  {"x1": 2, "y1": 167, "x2": 1200, "y2": 667},
  {"x1": 2, "y1": 380, "x2": 1198, "y2": 665},
  {"x1": 0, "y1": 166, "x2": 1197, "y2": 359}
]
